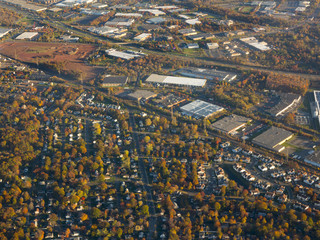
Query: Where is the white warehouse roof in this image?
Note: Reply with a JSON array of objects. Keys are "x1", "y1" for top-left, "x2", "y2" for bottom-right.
[
  {"x1": 16, "y1": 32, "x2": 38, "y2": 40},
  {"x1": 145, "y1": 74, "x2": 206, "y2": 87},
  {"x1": 181, "y1": 100, "x2": 224, "y2": 118}
]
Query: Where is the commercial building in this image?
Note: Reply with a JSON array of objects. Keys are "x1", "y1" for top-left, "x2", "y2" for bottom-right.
[
  {"x1": 252, "y1": 126, "x2": 294, "y2": 152},
  {"x1": 206, "y1": 43, "x2": 219, "y2": 49},
  {"x1": 102, "y1": 75, "x2": 128, "y2": 87},
  {"x1": 88, "y1": 26, "x2": 120, "y2": 35},
  {"x1": 146, "y1": 17, "x2": 166, "y2": 24},
  {"x1": 211, "y1": 114, "x2": 252, "y2": 134},
  {"x1": 175, "y1": 67, "x2": 237, "y2": 83},
  {"x1": 105, "y1": 18, "x2": 135, "y2": 27},
  {"x1": 15, "y1": 32, "x2": 39, "y2": 40},
  {"x1": 185, "y1": 18, "x2": 201, "y2": 25},
  {"x1": 266, "y1": 92, "x2": 301, "y2": 117},
  {"x1": 115, "y1": 13, "x2": 143, "y2": 18},
  {"x1": 138, "y1": 9, "x2": 166, "y2": 16},
  {"x1": 240, "y1": 37, "x2": 271, "y2": 51},
  {"x1": 152, "y1": 93, "x2": 186, "y2": 108},
  {"x1": 180, "y1": 100, "x2": 224, "y2": 118},
  {"x1": 312, "y1": 91, "x2": 320, "y2": 126},
  {"x1": 178, "y1": 28, "x2": 197, "y2": 36},
  {"x1": 127, "y1": 90, "x2": 157, "y2": 101},
  {"x1": 134, "y1": 33, "x2": 151, "y2": 42},
  {"x1": 145, "y1": 74, "x2": 206, "y2": 87},
  {"x1": 105, "y1": 49, "x2": 145, "y2": 60},
  {"x1": 305, "y1": 151, "x2": 320, "y2": 168},
  {"x1": 187, "y1": 33, "x2": 215, "y2": 41},
  {"x1": 56, "y1": 0, "x2": 94, "y2": 7},
  {"x1": 0, "y1": 28, "x2": 12, "y2": 38}
]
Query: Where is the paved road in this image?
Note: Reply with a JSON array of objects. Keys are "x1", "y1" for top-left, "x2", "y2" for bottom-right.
[{"x1": 128, "y1": 111, "x2": 157, "y2": 240}]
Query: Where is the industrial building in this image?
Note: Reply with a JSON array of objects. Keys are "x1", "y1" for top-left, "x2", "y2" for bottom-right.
[
  {"x1": 15, "y1": 32, "x2": 39, "y2": 40},
  {"x1": 305, "y1": 151, "x2": 320, "y2": 168},
  {"x1": 88, "y1": 26, "x2": 125, "y2": 36},
  {"x1": 127, "y1": 90, "x2": 157, "y2": 101},
  {"x1": 266, "y1": 92, "x2": 301, "y2": 117},
  {"x1": 105, "y1": 18, "x2": 135, "y2": 27},
  {"x1": 206, "y1": 43, "x2": 219, "y2": 50},
  {"x1": 145, "y1": 74, "x2": 206, "y2": 87},
  {"x1": 240, "y1": 37, "x2": 271, "y2": 51},
  {"x1": 312, "y1": 91, "x2": 320, "y2": 126},
  {"x1": 146, "y1": 17, "x2": 166, "y2": 24},
  {"x1": 180, "y1": 100, "x2": 224, "y2": 118},
  {"x1": 102, "y1": 75, "x2": 128, "y2": 87},
  {"x1": 152, "y1": 93, "x2": 186, "y2": 108},
  {"x1": 115, "y1": 13, "x2": 143, "y2": 18},
  {"x1": 133, "y1": 33, "x2": 151, "y2": 42},
  {"x1": 252, "y1": 126, "x2": 294, "y2": 152},
  {"x1": 178, "y1": 28, "x2": 197, "y2": 36},
  {"x1": 138, "y1": 9, "x2": 166, "y2": 16},
  {"x1": 0, "y1": 28, "x2": 12, "y2": 38},
  {"x1": 105, "y1": 49, "x2": 145, "y2": 60},
  {"x1": 211, "y1": 114, "x2": 252, "y2": 134},
  {"x1": 187, "y1": 33, "x2": 215, "y2": 41},
  {"x1": 175, "y1": 67, "x2": 237, "y2": 83}
]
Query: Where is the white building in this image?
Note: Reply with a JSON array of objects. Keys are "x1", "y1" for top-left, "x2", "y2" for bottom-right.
[{"x1": 16, "y1": 32, "x2": 38, "y2": 40}]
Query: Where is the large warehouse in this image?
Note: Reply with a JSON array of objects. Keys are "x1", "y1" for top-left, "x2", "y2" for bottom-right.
[
  {"x1": 252, "y1": 126, "x2": 294, "y2": 152},
  {"x1": 145, "y1": 74, "x2": 206, "y2": 87},
  {"x1": 175, "y1": 67, "x2": 237, "y2": 83},
  {"x1": 16, "y1": 32, "x2": 39, "y2": 40},
  {"x1": 211, "y1": 114, "x2": 252, "y2": 134},
  {"x1": 180, "y1": 100, "x2": 224, "y2": 118},
  {"x1": 0, "y1": 28, "x2": 12, "y2": 38},
  {"x1": 313, "y1": 90, "x2": 320, "y2": 126}
]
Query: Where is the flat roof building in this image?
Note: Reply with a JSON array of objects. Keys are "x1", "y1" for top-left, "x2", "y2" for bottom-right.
[
  {"x1": 0, "y1": 28, "x2": 12, "y2": 38},
  {"x1": 211, "y1": 114, "x2": 252, "y2": 134},
  {"x1": 252, "y1": 126, "x2": 294, "y2": 152},
  {"x1": 134, "y1": 33, "x2": 152, "y2": 42},
  {"x1": 146, "y1": 17, "x2": 166, "y2": 24},
  {"x1": 105, "y1": 49, "x2": 145, "y2": 60},
  {"x1": 115, "y1": 13, "x2": 143, "y2": 18},
  {"x1": 240, "y1": 37, "x2": 271, "y2": 51},
  {"x1": 178, "y1": 28, "x2": 197, "y2": 36},
  {"x1": 139, "y1": 9, "x2": 166, "y2": 16},
  {"x1": 206, "y1": 42, "x2": 219, "y2": 49},
  {"x1": 15, "y1": 32, "x2": 38, "y2": 40},
  {"x1": 266, "y1": 92, "x2": 301, "y2": 117},
  {"x1": 180, "y1": 100, "x2": 224, "y2": 118},
  {"x1": 152, "y1": 93, "x2": 186, "y2": 108},
  {"x1": 305, "y1": 151, "x2": 320, "y2": 168},
  {"x1": 145, "y1": 74, "x2": 206, "y2": 87},
  {"x1": 102, "y1": 75, "x2": 128, "y2": 87},
  {"x1": 127, "y1": 90, "x2": 157, "y2": 101},
  {"x1": 105, "y1": 18, "x2": 135, "y2": 27},
  {"x1": 175, "y1": 67, "x2": 237, "y2": 83},
  {"x1": 313, "y1": 91, "x2": 320, "y2": 126}
]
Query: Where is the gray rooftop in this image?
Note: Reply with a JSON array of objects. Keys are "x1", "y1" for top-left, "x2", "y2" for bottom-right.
[
  {"x1": 252, "y1": 126, "x2": 294, "y2": 151},
  {"x1": 127, "y1": 90, "x2": 157, "y2": 100},
  {"x1": 211, "y1": 114, "x2": 251, "y2": 133},
  {"x1": 267, "y1": 92, "x2": 301, "y2": 116},
  {"x1": 175, "y1": 67, "x2": 237, "y2": 82},
  {"x1": 102, "y1": 75, "x2": 128, "y2": 85}
]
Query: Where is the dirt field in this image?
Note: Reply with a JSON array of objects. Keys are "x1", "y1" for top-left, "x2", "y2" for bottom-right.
[{"x1": 0, "y1": 41, "x2": 103, "y2": 81}]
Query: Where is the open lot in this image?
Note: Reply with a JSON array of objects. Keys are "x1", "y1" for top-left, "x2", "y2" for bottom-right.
[{"x1": 0, "y1": 41, "x2": 102, "y2": 81}]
